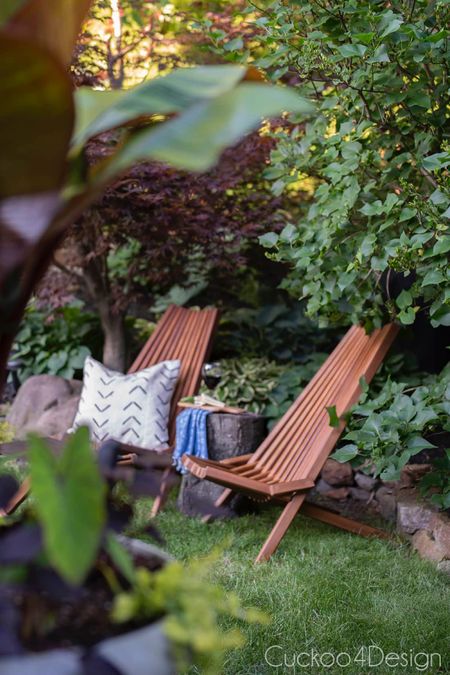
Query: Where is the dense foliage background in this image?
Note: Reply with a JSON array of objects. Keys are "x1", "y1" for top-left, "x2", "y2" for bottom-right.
[
  {"x1": 8, "y1": 0, "x2": 450, "y2": 509},
  {"x1": 249, "y1": 1, "x2": 449, "y2": 332}
]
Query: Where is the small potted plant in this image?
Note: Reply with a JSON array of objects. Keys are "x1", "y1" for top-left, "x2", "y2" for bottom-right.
[{"x1": 0, "y1": 429, "x2": 266, "y2": 674}]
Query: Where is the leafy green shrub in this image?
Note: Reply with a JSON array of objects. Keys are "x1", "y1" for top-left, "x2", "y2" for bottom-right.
[
  {"x1": 201, "y1": 357, "x2": 288, "y2": 414},
  {"x1": 333, "y1": 364, "x2": 450, "y2": 509},
  {"x1": 14, "y1": 302, "x2": 102, "y2": 380},
  {"x1": 200, "y1": 352, "x2": 329, "y2": 424},
  {"x1": 264, "y1": 352, "x2": 329, "y2": 426},
  {"x1": 249, "y1": 0, "x2": 450, "y2": 331},
  {"x1": 215, "y1": 301, "x2": 340, "y2": 361}
]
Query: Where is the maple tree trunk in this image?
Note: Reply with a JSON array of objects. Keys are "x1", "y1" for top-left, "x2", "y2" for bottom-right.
[
  {"x1": 81, "y1": 248, "x2": 127, "y2": 371},
  {"x1": 99, "y1": 304, "x2": 127, "y2": 371}
]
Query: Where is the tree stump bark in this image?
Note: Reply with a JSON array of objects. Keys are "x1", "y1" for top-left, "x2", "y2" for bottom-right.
[{"x1": 177, "y1": 412, "x2": 267, "y2": 518}]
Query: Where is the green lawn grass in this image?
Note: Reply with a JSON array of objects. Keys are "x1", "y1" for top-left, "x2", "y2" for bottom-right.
[{"x1": 133, "y1": 498, "x2": 450, "y2": 675}]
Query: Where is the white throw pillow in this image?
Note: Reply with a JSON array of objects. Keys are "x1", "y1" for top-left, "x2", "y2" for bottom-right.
[{"x1": 70, "y1": 356, "x2": 180, "y2": 450}]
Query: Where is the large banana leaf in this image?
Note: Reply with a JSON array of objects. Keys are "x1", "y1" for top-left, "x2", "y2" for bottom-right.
[
  {"x1": 6, "y1": 0, "x2": 92, "y2": 65},
  {"x1": 101, "y1": 81, "x2": 315, "y2": 175},
  {"x1": 0, "y1": 36, "x2": 73, "y2": 197},
  {"x1": 73, "y1": 65, "x2": 251, "y2": 148}
]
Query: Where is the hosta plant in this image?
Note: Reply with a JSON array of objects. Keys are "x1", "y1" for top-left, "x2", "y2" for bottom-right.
[
  {"x1": 200, "y1": 357, "x2": 288, "y2": 414},
  {"x1": 332, "y1": 364, "x2": 450, "y2": 509},
  {"x1": 13, "y1": 302, "x2": 102, "y2": 380}
]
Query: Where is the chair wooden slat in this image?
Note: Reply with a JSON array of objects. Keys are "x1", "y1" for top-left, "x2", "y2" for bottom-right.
[
  {"x1": 2, "y1": 305, "x2": 218, "y2": 517},
  {"x1": 182, "y1": 322, "x2": 399, "y2": 561},
  {"x1": 264, "y1": 327, "x2": 368, "y2": 479},
  {"x1": 281, "y1": 324, "x2": 388, "y2": 482}
]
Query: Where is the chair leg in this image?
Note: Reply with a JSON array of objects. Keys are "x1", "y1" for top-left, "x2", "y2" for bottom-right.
[
  {"x1": 301, "y1": 503, "x2": 391, "y2": 540},
  {"x1": 150, "y1": 468, "x2": 174, "y2": 517},
  {"x1": 1, "y1": 477, "x2": 31, "y2": 516},
  {"x1": 202, "y1": 487, "x2": 233, "y2": 523},
  {"x1": 255, "y1": 493, "x2": 305, "y2": 563}
]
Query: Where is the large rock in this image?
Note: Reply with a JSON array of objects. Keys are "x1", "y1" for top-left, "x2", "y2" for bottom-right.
[
  {"x1": 7, "y1": 375, "x2": 82, "y2": 439},
  {"x1": 399, "y1": 464, "x2": 432, "y2": 488},
  {"x1": 178, "y1": 412, "x2": 266, "y2": 518},
  {"x1": 397, "y1": 499, "x2": 433, "y2": 535},
  {"x1": 412, "y1": 530, "x2": 446, "y2": 563},
  {"x1": 430, "y1": 513, "x2": 450, "y2": 559},
  {"x1": 375, "y1": 486, "x2": 397, "y2": 521},
  {"x1": 323, "y1": 486, "x2": 350, "y2": 500},
  {"x1": 32, "y1": 396, "x2": 80, "y2": 440},
  {"x1": 321, "y1": 458, "x2": 353, "y2": 486},
  {"x1": 349, "y1": 486, "x2": 371, "y2": 502},
  {"x1": 354, "y1": 471, "x2": 378, "y2": 491},
  {"x1": 314, "y1": 479, "x2": 350, "y2": 500}
]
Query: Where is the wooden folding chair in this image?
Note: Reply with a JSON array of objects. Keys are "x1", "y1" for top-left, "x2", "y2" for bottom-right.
[
  {"x1": 2, "y1": 305, "x2": 218, "y2": 516},
  {"x1": 183, "y1": 323, "x2": 399, "y2": 562}
]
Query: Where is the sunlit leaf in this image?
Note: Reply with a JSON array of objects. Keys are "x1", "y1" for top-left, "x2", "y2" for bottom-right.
[
  {"x1": 326, "y1": 405, "x2": 340, "y2": 428},
  {"x1": 73, "y1": 65, "x2": 261, "y2": 149},
  {"x1": 102, "y1": 83, "x2": 314, "y2": 175}
]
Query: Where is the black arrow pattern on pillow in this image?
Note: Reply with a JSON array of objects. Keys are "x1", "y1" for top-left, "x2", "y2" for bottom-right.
[
  {"x1": 129, "y1": 384, "x2": 147, "y2": 395},
  {"x1": 93, "y1": 418, "x2": 108, "y2": 429},
  {"x1": 95, "y1": 403, "x2": 111, "y2": 413},
  {"x1": 98, "y1": 390, "x2": 113, "y2": 400},
  {"x1": 123, "y1": 401, "x2": 143, "y2": 411}
]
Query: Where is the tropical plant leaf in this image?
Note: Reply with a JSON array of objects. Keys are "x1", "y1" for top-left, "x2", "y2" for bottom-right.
[
  {"x1": 5, "y1": 0, "x2": 92, "y2": 66},
  {"x1": 0, "y1": 0, "x2": 26, "y2": 26},
  {"x1": 29, "y1": 427, "x2": 106, "y2": 585},
  {"x1": 101, "y1": 83, "x2": 315, "y2": 175},
  {"x1": 73, "y1": 65, "x2": 253, "y2": 148},
  {"x1": 0, "y1": 36, "x2": 73, "y2": 196}
]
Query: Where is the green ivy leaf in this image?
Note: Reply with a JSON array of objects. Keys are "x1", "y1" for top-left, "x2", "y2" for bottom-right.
[
  {"x1": 379, "y1": 14, "x2": 404, "y2": 38},
  {"x1": 432, "y1": 237, "x2": 450, "y2": 255},
  {"x1": 398, "y1": 307, "x2": 416, "y2": 324},
  {"x1": 380, "y1": 464, "x2": 401, "y2": 481},
  {"x1": 224, "y1": 37, "x2": 244, "y2": 51},
  {"x1": 338, "y1": 43, "x2": 367, "y2": 58},
  {"x1": 398, "y1": 207, "x2": 417, "y2": 222},
  {"x1": 259, "y1": 232, "x2": 279, "y2": 247},
  {"x1": 367, "y1": 44, "x2": 390, "y2": 64},
  {"x1": 105, "y1": 533, "x2": 136, "y2": 584},
  {"x1": 407, "y1": 436, "x2": 436, "y2": 453},
  {"x1": 421, "y1": 270, "x2": 445, "y2": 287},
  {"x1": 331, "y1": 444, "x2": 359, "y2": 463},
  {"x1": 396, "y1": 289, "x2": 412, "y2": 310},
  {"x1": 352, "y1": 32, "x2": 375, "y2": 45}
]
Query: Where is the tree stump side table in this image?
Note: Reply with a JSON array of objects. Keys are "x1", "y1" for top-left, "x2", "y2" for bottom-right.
[{"x1": 177, "y1": 412, "x2": 267, "y2": 518}]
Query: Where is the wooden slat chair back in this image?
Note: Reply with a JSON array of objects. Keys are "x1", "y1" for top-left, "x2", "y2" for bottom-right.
[
  {"x1": 128, "y1": 304, "x2": 218, "y2": 444},
  {"x1": 182, "y1": 323, "x2": 398, "y2": 562},
  {"x1": 2, "y1": 304, "x2": 218, "y2": 517}
]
